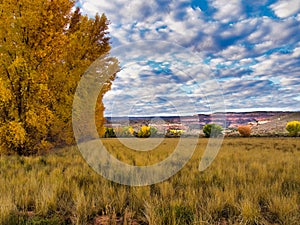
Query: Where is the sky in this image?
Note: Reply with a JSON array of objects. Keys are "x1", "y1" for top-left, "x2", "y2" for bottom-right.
[{"x1": 77, "y1": 0, "x2": 300, "y2": 116}]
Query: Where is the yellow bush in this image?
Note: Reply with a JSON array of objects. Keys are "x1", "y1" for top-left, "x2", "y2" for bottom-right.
[
  {"x1": 137, "y1": 125, "x2": 151, "y2": 138},
  {"x1": 286, "y1": 121, "x2": 300, "y2": 136}
]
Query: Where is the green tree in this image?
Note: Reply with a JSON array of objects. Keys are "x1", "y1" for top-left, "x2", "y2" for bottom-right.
[
  {"x1": 203, "y1": 124, "x2": 223, "y2": 138},
  {"x1": 0, "y1": 0, "x2": 117, "y2": 155},
  {"x1": 286, "y1": 121, "x2": 300, "y2": 137}
]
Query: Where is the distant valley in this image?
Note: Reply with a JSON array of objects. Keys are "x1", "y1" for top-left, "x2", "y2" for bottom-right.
[{"x1": 105, "y1": 111, "x2": 300, "y2": 136}]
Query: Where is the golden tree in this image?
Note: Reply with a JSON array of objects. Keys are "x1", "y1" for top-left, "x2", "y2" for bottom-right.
[{"x1": 0, "y1": 0, "x2": 117, "y2": 154}]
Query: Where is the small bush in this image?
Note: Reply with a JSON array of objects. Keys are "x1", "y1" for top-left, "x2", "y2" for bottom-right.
[
  {"x1": 165, "y1": 129, "x2": 183, "y2": 138},
  {"x1": 137, "y1": 125, "x2": 151, "y2": 138},
  {"x1": 150, "y1": 126, "x2": 158, "y2": 137},
  {"x1": 203, "y1": 124, "x2": 223, "y2": 137},
  {"x1": 238, "y1": 125, "x2": 251, "y2": 137},
  {"x1": 103, "y1": 128, "x2": 116, "y2": 138},
  {"x1": 111, "y1": 127, "x2": 123, "y2": 137},
  {"x1": 286, "y1": 121, "x2": 300, "y2": 137},
  {"x1": 119, "y1": 126, "x2": 135, "y2": 137}
]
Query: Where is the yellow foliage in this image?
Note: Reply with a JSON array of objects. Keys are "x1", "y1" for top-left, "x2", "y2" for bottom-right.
[
  {"x1": 128, "y1": 127, "x2": 134, "y2": 135},
  {"x1": 141, "y1": 125, "x2": 150, "y2": 133},
  {"x1": 169, "y1": 129, "x2": 183, "y2": 134},
  {"x1": 0, "y1": 78, "x2": 12, "y2": 103},
  {"x1": 26, "y1": 108, "x2": 54, "y2": 135},
  {"x1": 0, "y1": 0, "x2": 117, "y2": 154},
  {"x1": 4, "y1": 121, "x2": 26, "y2": 148},
  {"x1": 137, "y1": 125, "x2": 151, "y2": 138},
  {"x1": 286, "y1": 121, "x2": 300, "y2": 136}
]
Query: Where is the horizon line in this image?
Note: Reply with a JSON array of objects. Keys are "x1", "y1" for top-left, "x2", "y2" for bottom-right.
[{"x1": 104, "y1": 109, "x2": 299, "y2": 118}]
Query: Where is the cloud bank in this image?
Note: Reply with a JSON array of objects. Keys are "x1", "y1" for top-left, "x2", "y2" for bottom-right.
[{"x1": 78, "y1": 0, "x2": 300, "y2": 116}]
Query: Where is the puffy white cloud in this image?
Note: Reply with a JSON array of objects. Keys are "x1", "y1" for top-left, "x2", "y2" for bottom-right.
[
  {"x1": 218, "y1": 45, "x2": 248, "y2": 60},
  {"x1": 270, "y1": 0, "x2": 300, "y2": 18},
  {"x1": 211, "y1": 0, "x2": 245, "y2": 23},
  {"x1": 249, "y1": 17, "x2": 299, "y2": 45}
]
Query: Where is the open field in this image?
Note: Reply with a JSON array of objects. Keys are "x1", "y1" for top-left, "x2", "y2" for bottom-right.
[{"x1": 0, "y1": 138, "x2": 299, "y2": 225}]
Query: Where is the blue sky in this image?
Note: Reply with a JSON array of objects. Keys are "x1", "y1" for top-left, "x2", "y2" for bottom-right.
[{"x1": 78, "y1": 0, "x2": 300, "y2": 116}]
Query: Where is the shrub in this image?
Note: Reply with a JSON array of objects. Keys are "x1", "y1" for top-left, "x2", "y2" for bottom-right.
[
  {"x1": 112, "y1": 127, "x2": 123, "y2": 137},
  {"x1": 165, "y1": 129, "x2": 183, "y2": 138},
  {"x1": 103, "y1": 128, "x2": 116, "y2": 138},
  {"x1": 286, "y1": 121, "x2": 300, "y2": 137},
  {"x1": 137, "y1": 125, "x2": 151, "y2": 138},
  {"x1": 106, "y1": 126, "x2": 135, "y2": 138},
  {"x1": 121, "y1": 126, "x2": 135, "y2": 137},
  {"x1": 238, "y1": 125, "x2": 251, "y2": 137},
  {"x1": 150, "y1": 127, "x2": 158, "y2": 137},
  {"x1": 135, "y1": 126, "x2": 158, "y2": 138},
  {"x1": 203, "y1": 124, "x2": 223, "y2": 138}
]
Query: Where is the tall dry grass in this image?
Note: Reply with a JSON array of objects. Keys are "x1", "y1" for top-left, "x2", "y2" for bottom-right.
[{"x1": 0, "y1": 138, "x2": 299, "y2": 224}]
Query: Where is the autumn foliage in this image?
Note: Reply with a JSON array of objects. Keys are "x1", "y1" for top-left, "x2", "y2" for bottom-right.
[
  {"x1": 0, "y1": 0, "x2": 117, "y2": 154},
  {"x1": 286, "y1": 121, "x2": 300, "y2": 137},
  {"x1": 103, "y1": 126, "x2": 158, "y2": 138},
  {"x1": 238, "y1": 125, "x2": 251, "y2": 137}
]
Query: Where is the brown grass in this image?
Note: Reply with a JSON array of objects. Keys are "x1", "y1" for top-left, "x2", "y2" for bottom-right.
[{"x1": 0, "y1": 137, "x2": 299, "y2": 224}]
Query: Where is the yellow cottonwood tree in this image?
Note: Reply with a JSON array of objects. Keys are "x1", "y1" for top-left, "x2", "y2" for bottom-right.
[{"x1": 0, "y1": 0, "x2": 117, "y2": 154}]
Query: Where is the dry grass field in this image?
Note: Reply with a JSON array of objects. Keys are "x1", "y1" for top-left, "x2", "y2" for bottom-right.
[{"x1": 0, "y1": 138, "x2": 299, "y2": 225}]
